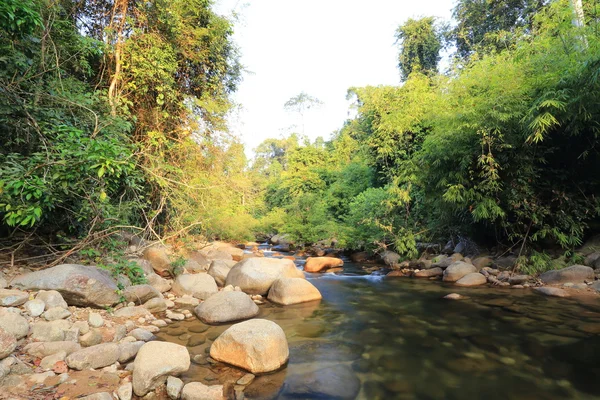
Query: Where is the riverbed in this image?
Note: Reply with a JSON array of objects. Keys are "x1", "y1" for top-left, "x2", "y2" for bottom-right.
[{"x1": 158, "y1": 252, "x2": 600, "y2": 399}]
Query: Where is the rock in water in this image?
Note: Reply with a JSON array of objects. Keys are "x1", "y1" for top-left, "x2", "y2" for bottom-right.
[
  {"x1": 539, "y1": 265, "x2": 594, "y2": 285},
  {"x1": 443, "y1": 262, "x2": 477, "y2": 282},
  {"x1": 455, "y1": 273, "x2": 487, "y2": 287},
  {"x1": 304, "y1": 257, "x2": 344, "y2": 273},
  {"x1": 533, "y1": 287, "x2": 570, "y2": 298},
  {"x1": 284, "y1": 365, "x2": 360, "y2": 399},
  {"x1": 210, "y1": 319, "x2": 289, "y2": 374},
  {"x1": 171, "y1": 274, "x2": 218, "y2": 300},
  {"x1": 267, "y1": 278, "x2": 322, "y2": 305},
  {"x1": 11, "y1": 264, "x2": 120, "y2": 307},
  {"x1": 380, "y1": 250, "x2": 401, "y2": 267},
  {"x1": 133, "y1": 341, "x2": 190, "y2": 397},
  {"x1": 225, "y1": 258, "x2": 304, "y2": 295},
  {"x1": 181, "y1": 382, "x2": 224, "y2": 400},
  {"x1": 207, "y1": 260, "x2": 237, "y2": 286},
  {"x1": 414, "y1": 267, "x2": 443, "y2": 278},
  {"x1": 194, "y1": 291, "x2": 258, "y2": 324}
]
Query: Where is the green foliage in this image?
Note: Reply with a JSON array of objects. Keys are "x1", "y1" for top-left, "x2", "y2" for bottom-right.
[
  {"x1": 395, "y1": 17, "x2": 442, "y2": 80},
  {"x1": 516, "y1": 251, "x2": 554, "y2": 275}
]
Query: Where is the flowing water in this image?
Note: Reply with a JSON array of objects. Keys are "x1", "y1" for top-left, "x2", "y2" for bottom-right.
[{"x1": 158, "y1": 252, "x2": 600, "y2": 399}]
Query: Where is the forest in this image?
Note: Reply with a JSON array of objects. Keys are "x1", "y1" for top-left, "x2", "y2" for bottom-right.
[{"x1": 1, "y1": 0, "x2": 600, "y2": 272}]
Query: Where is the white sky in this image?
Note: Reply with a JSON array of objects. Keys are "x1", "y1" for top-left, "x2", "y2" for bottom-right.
[{"x1": 214, "y1": 0, "x2": 455, "y2": 156}]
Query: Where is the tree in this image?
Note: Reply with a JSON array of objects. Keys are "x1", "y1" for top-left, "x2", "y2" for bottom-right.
[
  {"x1": 283, "y1": 92, "x2": 323, "y2": 134},
  {"x1": 452, "y1": 0, "x2": 546, "y2": 59},
  {"x1": 395, "y1": 17, "x2": 442, "y2": 81}
]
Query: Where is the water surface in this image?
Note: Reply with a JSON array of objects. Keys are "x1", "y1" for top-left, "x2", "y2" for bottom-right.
[{"x1": 158, "y1": 256, "x2": 600, "y2": 399}]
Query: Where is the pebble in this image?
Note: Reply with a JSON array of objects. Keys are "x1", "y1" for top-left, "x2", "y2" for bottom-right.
[
  {"x1": 167, "y1": 376, "x2": 184, "y2": 399},
  {"x1": 24, "y1": 299, "x2": 45, "y2": 317},
  {"x1": 444, "y1": 293, "x2": 464, "y2": 300},
  {"x1": 89, "y1": 312, "x2": 104, "y2": 328},
  {"x1": 117, "y1": 382, "x2": 133, "y2": 400},
  {"x1": 152, "y1": 320, "x2": 167, "y2": 327}
]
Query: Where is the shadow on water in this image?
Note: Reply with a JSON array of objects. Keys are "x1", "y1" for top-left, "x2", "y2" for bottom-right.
[{"x1": 157, "y1": 258, "x2": 600, "y2": 400}]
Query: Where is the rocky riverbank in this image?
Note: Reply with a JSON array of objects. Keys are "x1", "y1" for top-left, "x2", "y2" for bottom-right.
[{"x1": 0, "y1": 241, "x2": 322, "y2": 400}]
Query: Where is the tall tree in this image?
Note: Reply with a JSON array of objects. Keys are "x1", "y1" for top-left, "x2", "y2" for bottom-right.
[
  {"x1": 452, "y1": 0, "x2": 546, "y2": 59},
  {"x1": 395, "y1": 17, "x2": 442, "y2": 81},
  {"x1": 284, "y1": 92, "x2": 323, "y2": 134}
]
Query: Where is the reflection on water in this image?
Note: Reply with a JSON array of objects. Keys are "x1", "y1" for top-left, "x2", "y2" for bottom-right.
[{"x1": 157, "y1": 260, "x2": 600, "y2": 399}]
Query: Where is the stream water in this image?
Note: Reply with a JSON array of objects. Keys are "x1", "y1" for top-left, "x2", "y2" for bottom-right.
[{"x1": 157, "y1": 251, "x2": 600, "y2": 399}]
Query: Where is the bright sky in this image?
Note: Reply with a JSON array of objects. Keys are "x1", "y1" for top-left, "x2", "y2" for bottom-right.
[{"x1": 214, "y1": 0, "x2": 455, "y2": 156}]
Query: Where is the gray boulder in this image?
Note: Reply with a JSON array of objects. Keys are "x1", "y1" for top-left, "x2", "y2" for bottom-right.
[
  {"x1": 123, "y1": 285, "x2": 161, "y2": 305},
  {"x1": 171, "y1": 273, "x2": 218, "y2": 300},
  {"x1": 414, "y1": 267, "x2": 443, "y2": 278},
  {"x1": 0, "y1": 328, "x2": 16, "y2": 359},
  {"x1": 443, "y1": 262, "x2": 477, "y2": 282},
  {"x1": 11, "y1": 264, "x2": 120, "y2": 307},
  {"x1": 194, "y1": 291, "x2": 258, "y2": 324},
  {"x1": 207, "y1": 260, "x2": 237, "y2": 286},
  {"x1": 534, "y1": 287, "x2": 570, "y2": 298},
  {"x1": 539, "y1": 265, "x2": 594, "y2": 285},
  {"x1": 31, "y1": 320, "x2": 71, "y2": 342},
  {"x1": 66, "y1": 343, "x2": 120, "y2": 370},
  {"x1": 0, "y1": 309, "x2": 29, "y2": 339},
  {"x1": 225, "y1": 258, "x2": 304, "y2": 295},
  {"x1": 36, "y1": 290, "x2": 68, "y2": 310},
  {"x1": 380, "y1": 250, "x2": 401, "y2": 267},
  {"x1": 455, "y1": 272, "x2": 487, "y2": 287},
  {"x1": 133, "y1": 341, "x2": 190, "y2": 397},
  {"x1": 0, "y1": 289, "x2": 29, "y2": 307}
]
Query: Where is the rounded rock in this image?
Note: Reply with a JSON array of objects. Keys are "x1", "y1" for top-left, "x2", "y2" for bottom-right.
[
  {"x1": 194, "y1": 291, "x2": 259, "y2": 324},
  {"x1": 267, "y1": 278, "x2": 322, "y2": 305},
  {"x1": 132, "y1": 341, "x2": 190, "y2": 397}
]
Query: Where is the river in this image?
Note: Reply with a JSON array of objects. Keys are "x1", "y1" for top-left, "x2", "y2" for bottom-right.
[{"x1": 158, "y1": 250, "x2": 600, "y2": 399}]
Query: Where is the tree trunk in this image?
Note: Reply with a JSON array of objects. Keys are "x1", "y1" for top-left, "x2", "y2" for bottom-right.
[{"x1": 107, "y1": 0, "x2": 128, "y2": 117}]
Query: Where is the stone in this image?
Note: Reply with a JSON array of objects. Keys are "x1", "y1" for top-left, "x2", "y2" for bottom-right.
[
  {"x1": 12, "y1": 264, "x2": 120, "y2": 307},
  {"x1": 267, "y1": 278, "x2": 322, "y2": 305},
  {"x1": 143, "y1": 245, "x2": 171, "y2": 276},
  {"x1": 455, "y1": 273, "x2": 487, "y2": 287},
  {"x1": 118, "y1": 341, "x2": 145, "y2": 363},
  {"x1": 31, "y1": 320, "x2": 71, "y2": 342},
  {"x1": 443, "y1": 262, "x2": 477, "y2": 282},
  {"x1": 0, "y1": 289, "x2": 29, "y2": 307},
  {"x1": 539, "y1": 265, "x2": 594, "y2": 285},
  {"x1": 147, "y1": 273, "x2": 172, "y2": 293},
  {"x1": 225, "y1": 258, "x2": 305, "y2": 295},
  {"x1": 210, "y1": 319, "x2": 288, "y2": 374},
  {"x1": 181, "y1": 382, "x2": 224, "y2": 400},
  {"x1": 167, "y1": 376, "x2": 184, "y2": 399},
  {"x1": 509, "y1": 274, "x2": 531, "y2": 285},
  {"x1": 0, "y1": 310, "x2": 30, "y2": 339},
  {"x1": 534, "y1": 287, "x2": 571, "y2": 298},
  {"x1": 380, "y1": 250, "x2": 401, "y2": 267},
  {"x1": 130, "y1": 328, "x2": 154, "y2": 342},
  {"x1": 117, "y1": 382, "x2": 133, "y2": 400},
  {"x1": 88, "y1": 312, "x2": 104, "y2": 328},
  {"x1": 207, "y1": 260, "x2": 237, "y2": 286},
  {"x1": 187, "y1": 251, "x2": 212, "y2": 271},
  {"x1": 66, "y1": 343, "x2": 120, "y2": 370},
  {"x1": 0, "y1": 328, "x2": 17, "y2": 359},
  {"x1": 40, "y1": 351, "x2": 66, "y2": 371},
  {"x1": 304, "y1": 257, "x2": 344, "y2": 273},
  {"x1": 36, "y1": 290, "x2": 68, "y2": 309},
  {"x1": 472, "y1": 257, "x2": 493, "y2": 271},
  {"x1": 414, "y1": 267, "x2": 443, "y2": 278},
  {"x1": 80, "y1": 329, "x2": 103, "y2": 347},
  {"x1": 444, "y1": 293, "x2": 464, "y2": 300},
  {"x1": 237, "y1": 373, "x2": 255, "y2": 386},
  {"x1": 584, "y1": 251, "x2": 600, "y2": 269},
  {"x1": 114, "y1": 305, "x2": 153, "y2": 318},
  {"x1": 133, "y1": 341, "x2": 190, "y2": 397},
  {"x1": 143, "y1": 297, "x2": 168, "y2": 313},
  {"x1": 25, "y1": 299, "x2": 45, "y2": 317},
  {"x1": 174, "y1": 296, "x2": 200, "y2": 306},
  {"x1": 124, "y1": 285, "x2": 161, "y2": 305},
  {"x1": 43, "y1": 306, "x2": 72, "y2": 321},
  {"x1": 171, "y1": 274, "x2": 218, "y2": 300},
  {"x1": 24, "y1": 341, "x2": 81, "y2": 358},
  {"x1": 284, "y1": 365, "x2": 360, "y2": 400},
  {"x1": 194, "y1": 291, "x2": 259, "y2": 324},
  {"x1": 80, "y1": 393, "x2": 113, "y2": 400}
]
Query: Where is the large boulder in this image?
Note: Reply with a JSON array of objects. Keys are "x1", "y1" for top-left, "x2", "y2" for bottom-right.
[
  {"x1": 143, "y1": 246, "x2": 171, "y2": 276},
  {"x1": 147, "y1": 273, "x2": 171, "y2": 293},
  {"x1": 207, "y1": 260, "x2": 237, "y2": 287},
  {"x1": 133, "y1": 342, "x2": 190, "y2": 397},
  {"x1": 171, "y1": 274, "x2": 218, "y2": 300},
  {"x1": 304, "y1": 257, "x2": 343, "y2": 273},
  {"x1": 65, "y1": 343, "x2": 120, "y2": 370},
  {"x1": 380, "y1": 251, "x2": 401, "y2": 267},
  {"x1": 0, "y1": 289, "x2": 29, "y2": 307},
  {"x1": 0, "y1": 309, "x2": 30, "y2": 339},
  {"x1": 210, "y1": 319, "x2": 288, "y2": 374},
  {"x1": 539, "y1": 265, "x2": 594, "y2": 285},
  {"x1": 455, "y1": 272, "x2": 487, "y2": 287},
  {"x1": 194, "y1": 291, "x2": 258, "y2": 324},
  {"x1": 283, "y1": 365, "x2": 360, "y2": 400},
  {"x1": 442, "y1": 262, "x2": 477, "y2": 282},
  {"x1": 267, "y1": 278, "x2": 322, "y2": 305},
  {"x1": 11, "y1": 264, "x2": 119, "y2": 307},
  {"x1": 225, "y1": 258, "x2": 304, "y2": 295}
]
